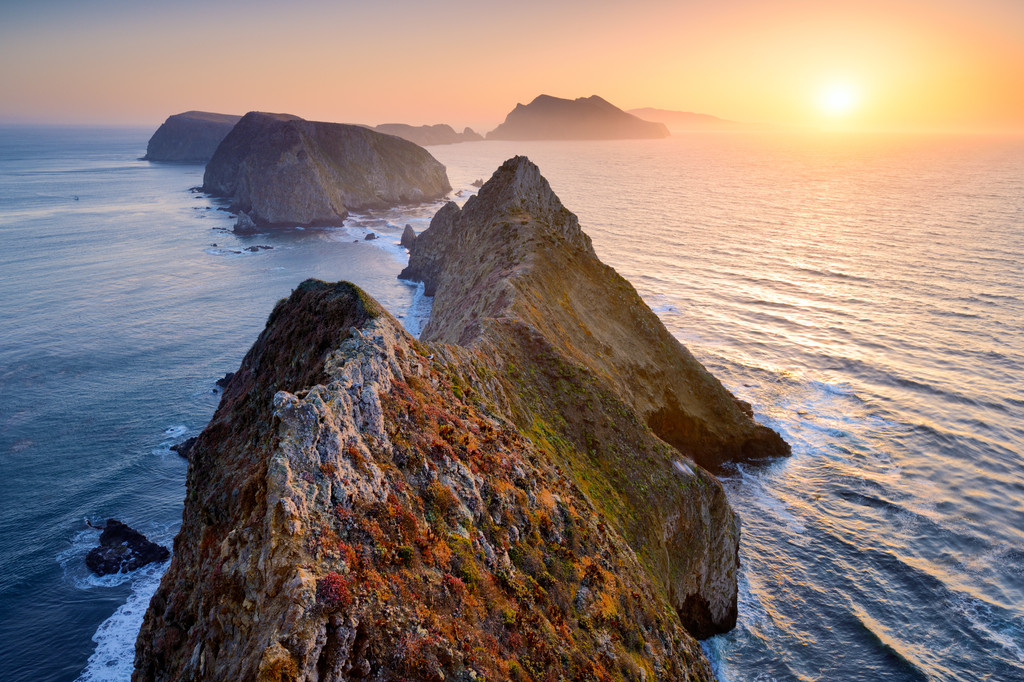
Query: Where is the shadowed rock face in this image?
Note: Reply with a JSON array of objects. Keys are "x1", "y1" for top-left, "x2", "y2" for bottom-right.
[
  {"x1": 203, "y1": 112, "x2": 451, "y2": 228},
  {"x1": 372, "y1": 123, "x2": 483, "y2": 146},
  {"x1": 402, "y1": 156, "x2": 790, "y2": 472},
  {"x1": 487, "y1": 95, "x2": 670, "y2": 140},
  {"x1": 143, "y1": 111, "x2": 241, "y2": 163}
]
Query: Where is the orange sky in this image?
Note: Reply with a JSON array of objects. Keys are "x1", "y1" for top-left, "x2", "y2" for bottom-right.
[{"x1": 1, "y1": 0, "x2": 1022, "y2": 132}]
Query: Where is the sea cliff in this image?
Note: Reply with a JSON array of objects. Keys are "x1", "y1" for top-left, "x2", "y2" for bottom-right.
[
  {"x1": 203, "y1": 112, "x2": 451, "y2": 229},
  {"x1": 135, "y1": 158, "x2": 787, "y2": 680},
  {"x1": 143, "y1": 111, "x2": 241, "y2": 163}
]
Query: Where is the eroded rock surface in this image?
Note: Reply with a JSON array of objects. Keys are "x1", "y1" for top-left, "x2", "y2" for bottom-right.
[{"x1": 203, "y1": 112, "x2": 451, "y2": 228}]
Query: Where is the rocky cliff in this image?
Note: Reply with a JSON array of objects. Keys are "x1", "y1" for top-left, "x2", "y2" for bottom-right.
[
  {"x1": 401, "y1": 156, "x2": 789, "y2": 471},
  {"x1": 373, "y1": 124, "x2": 483, "y2": 146},
  {"x1": 487, "y1": 95, "x2": 670, "y2": 141},
  {"x1": 143, "y1": 111, "x2": 241, "y2": 163},
  {"x1": 134, "y1": 158, "x2": 781, "y2": 681},
  {"x1": 203, "y1": 112, "x2": 451, "y2": 228}
]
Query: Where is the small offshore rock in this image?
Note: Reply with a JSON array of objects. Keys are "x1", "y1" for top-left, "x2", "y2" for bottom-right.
[
  {"x1": 170, "y1": 437, "x2": 197, "y2": 460},
  {"x1": 470, "y1": 178, "x2": 484, "y2": 187},
  {"x1": 85, "y1": 519, "x2": 170, "y2": 576},
  {"x1": 234, "y1": 211, "x2": 258, "y2": 234},
  {"x1": 401, "y1": 224, "x2": 417, "y2": 249},
  {"x1": 364, "y1": 232, "x2": 377, "y2": 240}
]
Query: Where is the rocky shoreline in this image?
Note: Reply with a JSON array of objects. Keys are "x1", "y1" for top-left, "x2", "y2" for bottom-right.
[{"x1": 134, "y1": 158, "x2": 788, "y2": 680}]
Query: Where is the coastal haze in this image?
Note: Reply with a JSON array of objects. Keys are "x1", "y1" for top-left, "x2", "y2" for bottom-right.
[{"x1": 1, "y1": 0, "x2": 1023, "y2": 681}]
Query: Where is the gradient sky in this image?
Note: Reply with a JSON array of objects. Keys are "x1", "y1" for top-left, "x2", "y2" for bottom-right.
[{"x1": 1, "y1": 0, "x2": 1022, "y2": 132}]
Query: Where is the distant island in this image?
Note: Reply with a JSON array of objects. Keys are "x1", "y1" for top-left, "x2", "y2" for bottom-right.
[
  {"x1": 372, "y1": 123, "x2": 483, "y2": 146},
  {"x1": 201, "y1": 111, "x2": 451, "y2": 232},
  {"x1": 143, "y1": 111, "x2": 241, "y2": 163},
  {"x1": 487, "y1": 95, "x2": 670, "y2": 140},
  {"x1": 628, "y1": 107, "x2": 744, "y2": 132}
]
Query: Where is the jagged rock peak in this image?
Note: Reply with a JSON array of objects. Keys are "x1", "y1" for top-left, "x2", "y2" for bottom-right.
[{"x1": 462, "y1": 155, "x2": 589, "y2": 251}]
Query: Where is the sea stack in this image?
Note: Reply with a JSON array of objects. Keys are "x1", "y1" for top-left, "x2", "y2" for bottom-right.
[
  {"x1": 143, "y1": 111, "x2": 241, "y2": 163},
  {"x1": 487, "y1": 95, "x2": 670, "y2": 140},
  {"x1": 134, "y1": 158, "x2": 786, "y2": 680},
  {"x1": 202, "y1": 112, "x2": 451, "y2": 229}
]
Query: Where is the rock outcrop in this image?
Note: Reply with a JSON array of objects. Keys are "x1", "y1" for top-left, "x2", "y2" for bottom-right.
[
  {"x1": 86, "y1": 519, "x2": 170, "y2": 576},
  {"x1": 203, "y1": 112, "x2": 451, "y2": 228},
  {"x1": 400, "y1": 224, "x2": 417, "y2": 249},
  {"x1": 487, "y1": 95, "x2": 670, "y2": 141},
  {"x1": 143, "y1": 111, "x2": 241, "y2": 163},
  {"x1": 134, "y1": 158, "x2": 784, "y2": 681},
  {"x1": 373, "y1": 123, "x2": 483, "y2": 146},
  {"x1": 402, "y1": 156, "x2": 789, "y2": 471}
]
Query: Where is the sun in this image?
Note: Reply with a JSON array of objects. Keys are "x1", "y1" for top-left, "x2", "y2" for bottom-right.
[{"x1": 819, "y1": 83, "x2": 860, "y2": 117}]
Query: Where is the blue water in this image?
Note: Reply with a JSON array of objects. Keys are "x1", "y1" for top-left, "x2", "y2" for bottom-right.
[{"x1": 1, "y1": 128, "x2": 1022, "y2": 680}]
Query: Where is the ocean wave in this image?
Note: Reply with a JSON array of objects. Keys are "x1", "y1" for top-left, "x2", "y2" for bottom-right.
[{"x1": 76, "y1": 562, "x2": 169, "y2": 682}]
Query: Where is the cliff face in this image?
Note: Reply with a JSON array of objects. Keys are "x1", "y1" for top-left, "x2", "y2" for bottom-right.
[
  {"x1": 402, "y1": 156, "x2": 789, "y2": 471},
  {"x1": 143, "y1": 111, "x2": 241, "y2": 163},
  {"x1": 487, "y1": 95, "x2": 670, "y2": 141},
  {"x1": 203, "y1": 112, "x2": 451, "y2": 228},
  {"x1": 134, "y1": 159, "x2": 765, "y2": 681},
  {"x1": 373, "y1": 124, "x2": 483, "y2": 146}
]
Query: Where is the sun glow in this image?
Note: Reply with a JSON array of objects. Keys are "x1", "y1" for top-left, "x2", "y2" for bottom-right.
[{"x1": 819, "y1": 83, "x2": 860, "y2": 117}]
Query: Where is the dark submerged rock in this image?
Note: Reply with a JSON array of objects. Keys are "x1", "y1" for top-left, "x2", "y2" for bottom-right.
[{"x1": 85, "y1": 519, "x2": 170, "y2": 576}]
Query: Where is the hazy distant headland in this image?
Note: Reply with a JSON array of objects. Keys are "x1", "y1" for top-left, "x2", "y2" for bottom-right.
[
  {"x1": 487, "y1": 95, "x2": 670, "y2": 140},
  {"x1": 143, "y1": 111, "x2": 241, "y2": 163},
  {"x1": 627, "y1": 107, "x2": 746, "y2": 132},
  {"x1": 201, "y1": 112, "x2": 451, "y2": 231},
  {"x1": 371, "y1": 123, "x2": 483, "y2": 146}
]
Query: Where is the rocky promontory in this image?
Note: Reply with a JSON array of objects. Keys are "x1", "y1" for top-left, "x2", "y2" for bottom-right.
[
  {"x1": 203, "y1": 112, "x2": 451, "y2": 229},
  {"x1": 135, "y1": 158, "x2": 787, "y2": 680},
  {"x1": 143, "y1": 111, "x2": 241, "y2": 163},
  {"x1": 402, "y1": 156, "x2": 789, "y2": 470},
  {"x1": 487, "y1": 95, "x2": 670, "y2": 141},
  {"x1": 373, "y1": 123, "x2": 483, "y2": 146}
]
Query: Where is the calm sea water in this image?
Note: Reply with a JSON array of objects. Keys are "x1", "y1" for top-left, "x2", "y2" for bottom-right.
[{"x1": 1, "y1": 128, "x2": 1021, "y2": 681}]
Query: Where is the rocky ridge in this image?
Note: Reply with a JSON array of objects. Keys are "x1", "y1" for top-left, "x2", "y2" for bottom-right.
[
  {"x1": 401, "y1": 156, "x2": 789, "y2": 471},
  {"x1": 487, "y1": 95, "x2": 670, "y2": 141},
  {"x1": 143, "y1": 111, "x2": 241, "y2": 163},
  {"x1": 203, "y1": 112, "x2": 451, "y2": 229},
  {"x1": 135, "y1": 158, "x2": 786, "y2": 680}
]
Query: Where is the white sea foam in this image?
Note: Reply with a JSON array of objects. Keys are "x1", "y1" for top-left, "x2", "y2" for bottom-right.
[
  {"x1": 162, "y1": 425, "x2": 188, "y2": 439},
  {"x1": 399, "y1": 280, "x2": 433, "y2": 338},
  {"x1": 76, "y1": 562, "x2": 169, "y2": 682}
]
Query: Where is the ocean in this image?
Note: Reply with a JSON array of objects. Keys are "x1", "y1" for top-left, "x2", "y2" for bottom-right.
[{"x1": 0, "y1": 127, "x2": 1021, "y2": 681}]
